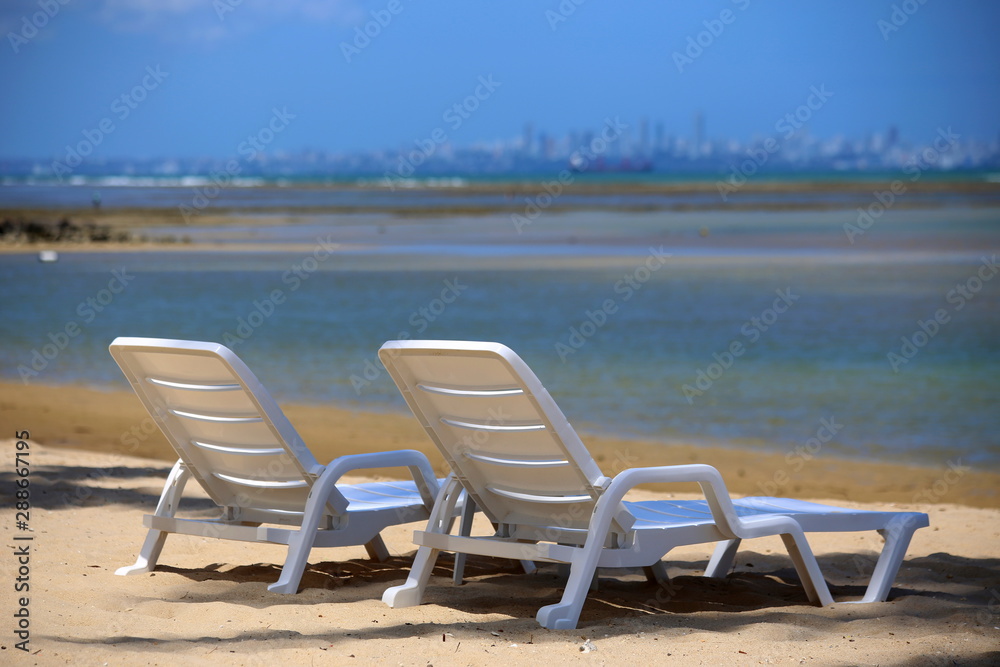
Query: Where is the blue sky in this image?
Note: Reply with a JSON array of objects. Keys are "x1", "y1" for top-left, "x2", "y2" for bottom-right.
[{"x1": 2, "y1": 0, "x2": 998, "y2": 160}]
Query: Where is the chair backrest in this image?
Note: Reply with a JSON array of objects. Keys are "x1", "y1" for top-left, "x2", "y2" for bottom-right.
[
  {"x1": 378, "y1": 340, "x2": 634, "y2": 540},
  {"x1": 110, "y1": 337, "x2": 327, "y2": 524}
]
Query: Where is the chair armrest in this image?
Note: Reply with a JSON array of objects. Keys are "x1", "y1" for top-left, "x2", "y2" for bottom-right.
[
  {"x1": 597, "y1": 464, "x2": 744, "y2": 539},
  {"x1": 321, "y1": 450, "x2": 440, "y2": 511}
]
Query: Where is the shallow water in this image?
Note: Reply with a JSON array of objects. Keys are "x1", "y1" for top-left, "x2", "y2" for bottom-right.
[{"x1": 2, "y1": 230, "x2": 997, "y2": 468}]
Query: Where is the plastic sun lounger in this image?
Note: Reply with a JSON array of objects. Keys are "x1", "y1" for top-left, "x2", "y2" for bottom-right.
[
  {"x1": 377, "y1": 340, "x2": 930, "y2": 630},
  {"x1": 109, "y1": 337, "x2": 441, "y2": 594}
]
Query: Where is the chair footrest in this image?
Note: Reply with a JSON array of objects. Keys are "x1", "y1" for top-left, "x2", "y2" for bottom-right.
[
  {"x1": 145, "y1": 514, "x2": 298, "y2": 545},
  {"x1": 415, "y1": 530, "x2": 576, "y2": 564}
]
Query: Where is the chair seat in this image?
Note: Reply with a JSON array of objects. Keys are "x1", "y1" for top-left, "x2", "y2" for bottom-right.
[
  {"x1": 625, "y1": 496, "x2": 907, "y2": 530},
  {"x1": 342, "y1": 479, "x2": 447, "y2": 512}
]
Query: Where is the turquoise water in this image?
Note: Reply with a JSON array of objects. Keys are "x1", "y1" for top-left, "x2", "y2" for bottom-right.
[{"x1": 1, "y1": 238, "x2": 997, "y2": 468}]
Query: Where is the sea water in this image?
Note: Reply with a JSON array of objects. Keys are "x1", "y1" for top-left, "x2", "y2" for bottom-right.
[{"x1": 1, "y1": 226, "x2": 997, "y2": 469}]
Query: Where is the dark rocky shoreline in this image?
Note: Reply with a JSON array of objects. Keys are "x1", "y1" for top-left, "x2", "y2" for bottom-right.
[{"x1": 0, "y1": 217, "x2": 129, "y2": 244}]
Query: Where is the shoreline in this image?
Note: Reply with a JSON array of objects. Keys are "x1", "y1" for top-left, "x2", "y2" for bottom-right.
[
  {"x1": 5, "y1": 379, "x2": 997, "y2": 509},
  {"x1": 1, "y1": 204, "x2": 998, "y2": 257},
  {"x1": 2, "y1": 177, "x2": 999, "y2": 223}
]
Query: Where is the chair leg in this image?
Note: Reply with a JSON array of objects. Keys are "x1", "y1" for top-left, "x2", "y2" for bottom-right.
[
  {"x1": 846, "y1": 514, "x2": 924, "y2": 604},
  {"x1": 384, "y1": 475, "x2": 462, "y2": 608},
  {"x1": 780, "y1": 532, "x2": 834, "y2": 606},
  {"x1": 449, "y1": 494, "x2": 536, "y2": 584},
  {"x1": 268, "y1": 527, "x2": 322, "y2": 594},
  {"x1": 116, "y1": 528, "x2": 169, "y2": 576},
  {"x1": 705, "y1": 539, "x2": 741, "y2": 578},
  {"x1": 116, "y1": 460, "x2": 190, "y2": 576},
  {"x1": 643, "y1": 560, "x2": 670, "y2": 585},
  {"x1": 536, "y1": 550, "x2": 601, "y2": 630},
  {"x1": 364, "y1": 536, "x2": 390, "y2": 563},
  {"x1": 269, "y1": 466, "x2": 344, "y2": 594},
  {"x1": 452, "y1": 494, "x2": 477, "y2": 585},
  {"x1": 383, "y1": 546, "x2": 442, "y2": 608}
]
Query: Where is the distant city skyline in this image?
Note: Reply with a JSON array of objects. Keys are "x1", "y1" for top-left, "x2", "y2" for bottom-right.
[
  {"x1": 4, "y1": 114, "x2": 996, "y2": 184},
  {"x1": 2, "y1": 2, "x2": 998, "y2": 162}
]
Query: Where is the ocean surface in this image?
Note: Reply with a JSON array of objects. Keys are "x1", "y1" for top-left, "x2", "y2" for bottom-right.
[
  {"x1": 1, "y1": 198, "x2": 998, "y2": 470},
  {"x1": 3, "y1": 172, "x2": 1000, "y2": 212}
]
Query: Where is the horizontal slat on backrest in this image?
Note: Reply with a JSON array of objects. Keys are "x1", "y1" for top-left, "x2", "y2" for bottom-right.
[
  {"x1": 128, "y1": 350, "x2": 240, "y2": 384},
  {"x1": 110, "y1": 340, "x2": 319, "y2": 521},
  {"x1": 192, "y1": 440, "x2": 285, "y2": 456},
  {"x1": 383, "y1": 345, "x2": 606, "y2": 531},
  {"x1": 416, "y1": 383, "x2": 544, "y2": 423},
  {"x1": 412, "y1": 381, "x2": 561, "y2": 455},
  {"x1": 435, "y1": 416, "x2": 594, "y2": 503},
  {"x1": 184, "y1": 432, "x2": 303, "y2": 485},
  {"x1": 145, "y1": 378, "x2": 265, "y2": 418}
]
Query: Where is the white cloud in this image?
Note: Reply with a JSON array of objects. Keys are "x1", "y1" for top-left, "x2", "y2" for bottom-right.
[
  {"x1": 0, "y1": 0, "x2": 365, "y2": 45},
  {"x1": 93, "y1": 0, "x2": 364, "y2": 42}
]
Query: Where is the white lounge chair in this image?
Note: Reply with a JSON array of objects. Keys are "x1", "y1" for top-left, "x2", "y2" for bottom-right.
[
  {"x1": 109, "y1": 337, "x2": 441, "y2": 594},
  {"x1": 378, "y1": 340, "x2": 930, "y2": 630}
]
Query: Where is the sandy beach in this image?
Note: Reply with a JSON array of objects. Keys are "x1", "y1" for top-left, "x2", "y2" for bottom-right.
[{"x1": 2, "y1": 381, "x2": 998, "y2": 665}]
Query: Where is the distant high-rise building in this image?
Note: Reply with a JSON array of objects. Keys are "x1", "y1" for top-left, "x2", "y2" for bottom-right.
[
  {"x1": 538, "y1": 131, "x2": 552, "y2": 159},
  {"x1": 639, "y1": 117, "x2": 649, "y2": 156},
  {"x1": 619, "y1": 126, "x2": 631, "y2": 158},
  {"x1": 868, "y1": 132, "x2": 882, "y2": 154},
  {"x1": 523, "y1": 122, "x2": 534, "y2": 155},
  {"x1": 886, "y1": 125, "x2": 899, "y2": 149},
  {"x1": 664, "y1": 133, "x2": 675, "y2": 155},
  {"x1": 655, "y1": 122, "x2": 664, "y2": 152},
  {"x1": 694, "y1": 111, "x2": 705, "y2": 156}
]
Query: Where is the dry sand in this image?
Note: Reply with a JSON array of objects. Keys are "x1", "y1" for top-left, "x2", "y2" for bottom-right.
[{"x1": 1, "y1": 382, "x2": 998, "y2": 665}]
